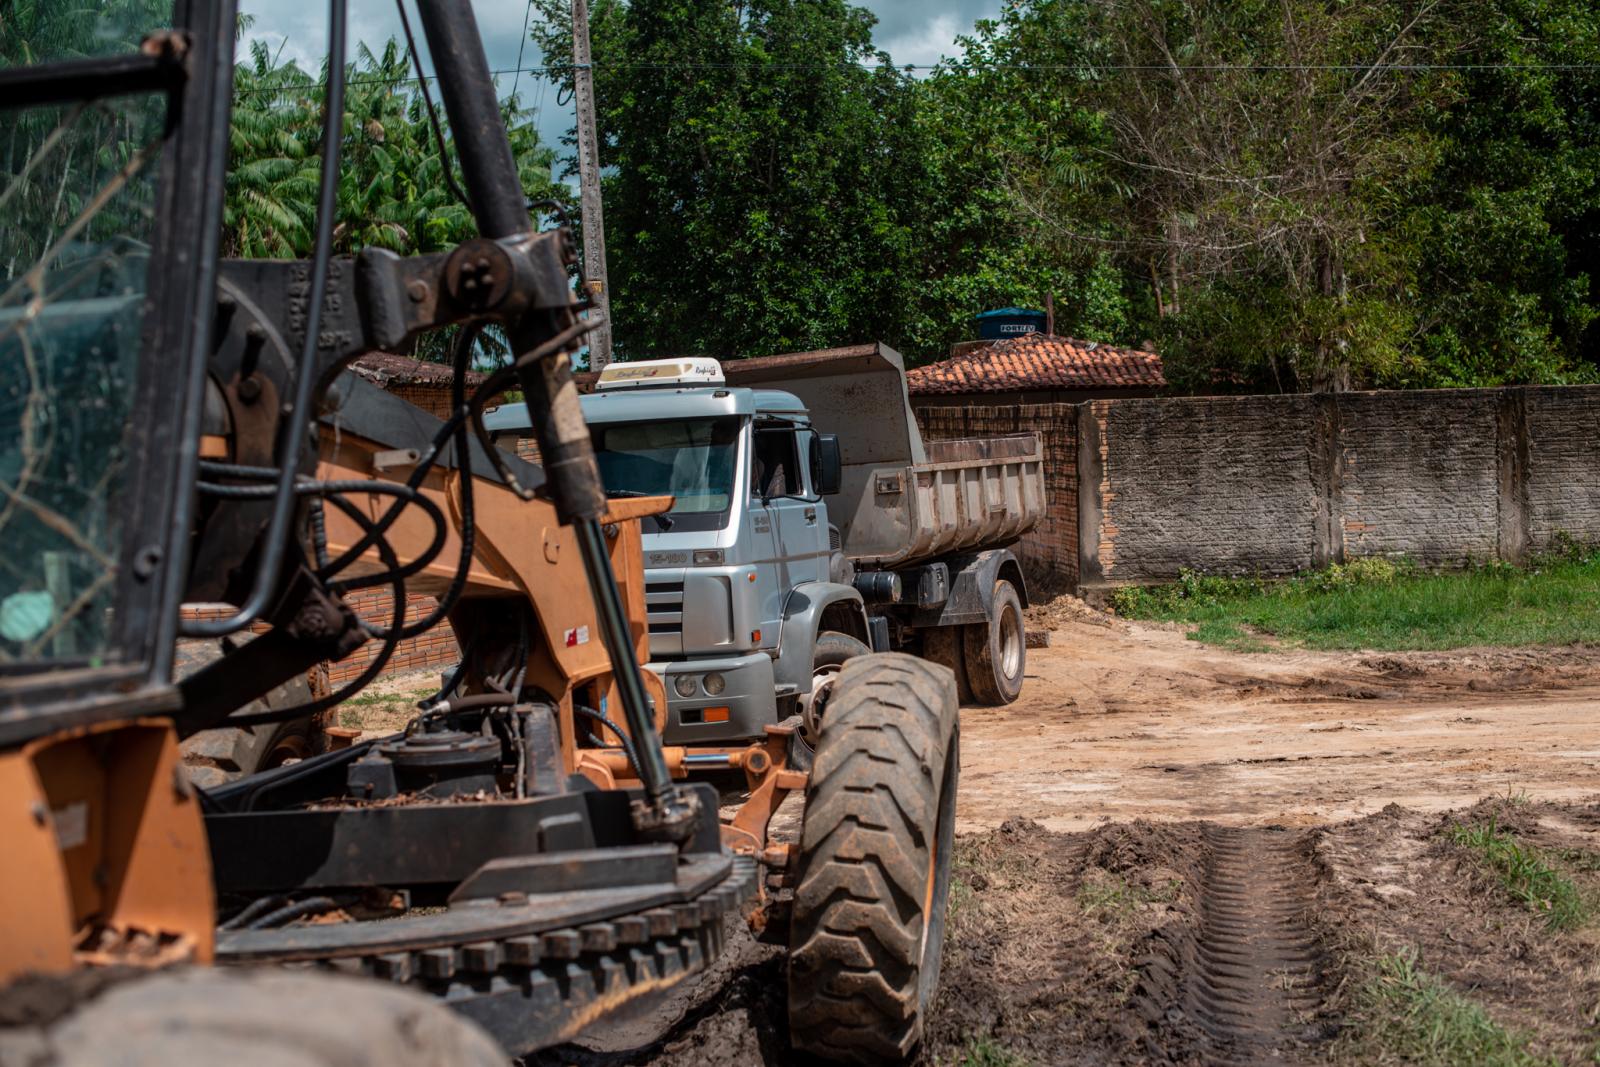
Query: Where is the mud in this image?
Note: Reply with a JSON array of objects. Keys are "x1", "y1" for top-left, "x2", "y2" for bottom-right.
[{"x1": 534, "y1": 611, "x2": 1600, "y2": 1065}]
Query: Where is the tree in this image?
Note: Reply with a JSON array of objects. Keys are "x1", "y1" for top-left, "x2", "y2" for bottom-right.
[
  {"x1": 532, "y1": 0, "x2": 931, "y2": 360},
  {"x1": 225, "y1": 38, "x2": 568, "y2": 262}
]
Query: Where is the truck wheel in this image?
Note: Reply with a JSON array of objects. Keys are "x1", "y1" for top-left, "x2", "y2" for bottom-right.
[
  {"x1": 804, "y1": 631, "x2": 871, "y2": 740},
  {"x1": 919, "y1": 626, "x2": 972, "y2": 705},
  {"x1": 788, "y1": 654, "x2": 959, "y2": 1064},
  {"x1": 962, "y1": 579, "x2": 1024, "y2": 706}
]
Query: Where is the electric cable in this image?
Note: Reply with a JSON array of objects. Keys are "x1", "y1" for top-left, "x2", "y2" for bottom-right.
[{"x1": 193, "y1": 477, "x2": 450, "y2": 589}]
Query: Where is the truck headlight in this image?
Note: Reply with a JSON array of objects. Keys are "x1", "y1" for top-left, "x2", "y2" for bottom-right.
[
  {"x1": 673, "y1": 674, "x2": 698, "y2": 698},
  {"x1": 703, "y1": 672, "x2": 726, "y2": 696},
  {"x1": 693, "y1": 549, "x2": 724, "y2": 565}
]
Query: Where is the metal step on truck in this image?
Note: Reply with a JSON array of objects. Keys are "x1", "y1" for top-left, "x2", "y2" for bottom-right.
[{"x1": 485, "y1": 342, "x2": 1045, "y2": 752}]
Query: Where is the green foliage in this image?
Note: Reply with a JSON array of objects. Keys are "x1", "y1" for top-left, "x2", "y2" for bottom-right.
[
  {"x1": 1110, "y1": 552, "x2": 1600, "y2": 650},
  {"x1": 1447, "y1": 817, "x2": 1593, "y2": 930},
  {"x1": 1347, "y1": 950, "x2": 1561, "y2": 1067},
  {"x1": 225, "y1": 39, "x2": 568, "y2": 263},
  {"x1": 532, "y1": 0, "x2": 931, "y2": 360},
  {"x1": 524, "y1": 0, "x2": 1598, "y2": 384}
]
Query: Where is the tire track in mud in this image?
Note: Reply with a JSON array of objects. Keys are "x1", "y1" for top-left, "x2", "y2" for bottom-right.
[{"x1": 1134, "y1": 827, "x2": 1329, "y2": 1064}]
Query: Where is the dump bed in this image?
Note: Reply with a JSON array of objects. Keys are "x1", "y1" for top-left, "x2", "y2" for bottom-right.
[{"x1": 722, "y1": 343, "x2": 1046, "y2": 567}]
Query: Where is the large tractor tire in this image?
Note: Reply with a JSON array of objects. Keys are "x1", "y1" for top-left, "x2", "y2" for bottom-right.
[
  {"x1": 0, "y1": 967, "x2": 505, "y2": 1066},
  {"x1": 788, "y1": 653, "x2": 960, "y2": 1064},
  {"x1": 176, "y1": 635, "x2": 328, "y2": 787},
  {"x1": 962, "y1": 579, "x2": 1025, "y2": 706}
]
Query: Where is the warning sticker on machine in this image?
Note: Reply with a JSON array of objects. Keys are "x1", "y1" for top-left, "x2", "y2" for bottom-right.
[
  {"x1": 52, "y1": 802, "x2": 88, "y2": 850},
  {"x1": 564, "y1": 626, "x2": 590, "y2": 647}
]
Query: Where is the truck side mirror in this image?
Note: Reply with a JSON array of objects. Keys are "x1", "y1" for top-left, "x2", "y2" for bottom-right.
[{"x1": 810, "y1": 433, "x2": 842, "y2": 495}]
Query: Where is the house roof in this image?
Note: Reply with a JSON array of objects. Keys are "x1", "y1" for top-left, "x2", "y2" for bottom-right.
[
  {"x1": 349, "y1": 352, "x2": 486, "y2": 389},
  {"x1": 906, "y1": 334, "x2": 1165, "y2": 396}
]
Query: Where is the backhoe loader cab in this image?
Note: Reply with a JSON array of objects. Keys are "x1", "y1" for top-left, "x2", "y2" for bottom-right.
[{"x1": 0, "y1": 4, "x2": 959, "y2": 1063}]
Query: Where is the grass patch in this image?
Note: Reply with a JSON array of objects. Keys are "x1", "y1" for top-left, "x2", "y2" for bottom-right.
[
  {"x1": 1447, "y1": 817, "x2": 1593, "y2": 930},
  {"x1": 1111, "y1": 551, "x2": 1600, "y2": 651},
  {"x1": 956, "y1": 1036, "x2": 1030, "y2": 1067},
  {"x1": 1076, "y1": 872, "x2": 1180, "y2": 918},
  {"x1": 1346, "y1": 951, "x2": 1560, "y2": 1067}
]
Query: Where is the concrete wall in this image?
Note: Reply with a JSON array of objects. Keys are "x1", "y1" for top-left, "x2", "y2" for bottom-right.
[
  {"x1": 1080, "y1": 385, "x2": 1600, "y2": 586},
  {"x1": 917, "y1": 385, "x2": 1600, "y2": 590},
  {"x1": 914, "y1": 402, "x2": 1079, "y2": 591}
]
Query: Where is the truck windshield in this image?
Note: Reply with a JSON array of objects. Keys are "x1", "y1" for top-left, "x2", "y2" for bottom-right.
[{"x1": 591, "y1": 417, "x2": 740, "y2": 531}]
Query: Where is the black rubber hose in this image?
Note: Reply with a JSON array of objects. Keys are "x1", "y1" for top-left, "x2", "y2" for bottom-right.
[
  {"x1": 217, "y1": 496, "x2": 407, "y2": 730},
  {"x1": 573, "y1": 703, "x2": 642, "y2": 780},
  {"x1": 247, "y1": 895, "x2": 340, "y2": 930},
  {"x1": 219, "y1": 894, "x2": 290, "y2": 931},
  {"x1": 194, "y1": 478, "x2": 450, "y2": 590}
]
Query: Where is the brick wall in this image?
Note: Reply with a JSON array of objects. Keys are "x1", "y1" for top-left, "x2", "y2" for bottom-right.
[
  {"x1": 913, "y1": 401, "x2": 1080, "y2": 591},
  {"x1": 326, "y1": 589, "x2": 461, "y2": 685}
]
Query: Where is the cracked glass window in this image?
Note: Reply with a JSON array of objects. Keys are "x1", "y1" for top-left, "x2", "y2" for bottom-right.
[
  {"x1": 0, "y1": 92, "x2": 166, "y2": 667},
  {"x1": 0, "y1": 2, "x2": 172, "y2": 68}
]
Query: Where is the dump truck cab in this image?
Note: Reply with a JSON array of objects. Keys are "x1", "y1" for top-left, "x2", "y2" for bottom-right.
[
  {"x1": 489, "y1": 359, "x2": 867, "y2": 744},
  {"x1": 487, "y1": 344, "x2": 1046, "y2": 747}
]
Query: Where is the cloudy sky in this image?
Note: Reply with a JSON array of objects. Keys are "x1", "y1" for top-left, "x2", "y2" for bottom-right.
[{"x1": 239, "y1": 0, "x2": 1002, "y2": 165}]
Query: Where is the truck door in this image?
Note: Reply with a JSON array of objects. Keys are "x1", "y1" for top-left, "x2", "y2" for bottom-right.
[{"x1": 752, "y1": 421, "x2": 831, "y2": 608}]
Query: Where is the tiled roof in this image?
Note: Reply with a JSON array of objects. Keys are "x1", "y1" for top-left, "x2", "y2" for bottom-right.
[
  {"x1": 906, "y1": 334, "x2": 1165, "y2": 395},
  {"x1": 350, "y1": 352, "x2": 486, "y2": 389}
]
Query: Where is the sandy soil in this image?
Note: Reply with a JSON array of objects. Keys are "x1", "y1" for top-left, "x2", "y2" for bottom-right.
[{"x1": 965, "y1": 609, "x2": 1600, "y2": 829}]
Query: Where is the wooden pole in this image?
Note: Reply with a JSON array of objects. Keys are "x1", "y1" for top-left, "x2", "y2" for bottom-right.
[{"x1": 571, "y1": 0, "x2": 613, "y2": 369}]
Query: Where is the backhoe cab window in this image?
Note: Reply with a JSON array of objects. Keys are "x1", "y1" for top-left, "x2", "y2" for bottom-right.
[
  {"x1": 0, "y1": 90, "x2": 167, "y2": 666},
  {"x1": 590, "y1": 417, "x2": 740, "y2": 533}
]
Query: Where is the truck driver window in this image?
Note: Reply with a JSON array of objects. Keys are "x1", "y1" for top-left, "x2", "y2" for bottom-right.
[
  {"x1": 753, "y1": 423, "x2": 801, "y2": 499},
  {"x1": 590, "y1": 417, "x2": 739, "y2": 532}
]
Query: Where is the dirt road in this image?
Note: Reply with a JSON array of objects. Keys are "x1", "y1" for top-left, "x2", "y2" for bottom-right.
[
  {"x1": 533, "y1": 606, "x2": 1600, "y2": 1066},
  {"x1": 964, "y1": 610, "x2": 1600, "y2": 828}
]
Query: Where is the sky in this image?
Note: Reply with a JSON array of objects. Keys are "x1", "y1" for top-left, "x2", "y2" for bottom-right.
[{"x1": 238, "y1": 0, "x2": 1003, "y2": 170}]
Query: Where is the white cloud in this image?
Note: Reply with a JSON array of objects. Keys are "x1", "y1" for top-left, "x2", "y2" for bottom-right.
[
  {"x1": 879, "y1": 13, "x2": 963, "y2": 68},
  {"x1": 236, "y1": 0, "x2": 993, "y2": 171}
]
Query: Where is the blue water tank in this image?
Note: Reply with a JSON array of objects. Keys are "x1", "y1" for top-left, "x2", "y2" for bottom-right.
[{"x1": 973, "y1": 307, "x2": 1047, "y2": 340}]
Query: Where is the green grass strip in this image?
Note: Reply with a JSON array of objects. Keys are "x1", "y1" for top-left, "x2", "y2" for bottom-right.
[
  {"x1": 1111, "y1": 552, "x2": 1600, "y2": 651},
  {"x1": 1446, "y1": 818, "x2": 1592, "y2": 930},
  {"x1": 957, "y1": 1037, "x2": 1031, "y2": 1067},
  {"x1": 1354, "y1": 951, "x2": 1559, "y2": 1067}
]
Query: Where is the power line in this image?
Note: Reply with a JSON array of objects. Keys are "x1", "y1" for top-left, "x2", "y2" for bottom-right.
[
  {"x1": 232, "y1": 59, "x2": 1600, "y2": 97},
  {"x1": 510, "y1": 0, "x2": 534, "y2": 100}
]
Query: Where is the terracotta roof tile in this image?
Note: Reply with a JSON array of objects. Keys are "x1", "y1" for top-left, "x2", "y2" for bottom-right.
[
  {"x1": 906, "y1": 335, "x2": 1165, "y2": 395},
  {"x1": 350, "y1": 352, "x2": 486, "y2": 388}
]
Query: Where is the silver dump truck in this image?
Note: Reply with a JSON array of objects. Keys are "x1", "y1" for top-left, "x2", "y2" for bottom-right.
[{"x1": 485, "y1": 342, "x2": 1045, "y2": 748}]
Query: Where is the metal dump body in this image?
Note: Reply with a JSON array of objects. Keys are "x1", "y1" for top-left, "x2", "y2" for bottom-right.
[{"x1": 722, "y1": 343, "x2": 1046, "y2": 567}]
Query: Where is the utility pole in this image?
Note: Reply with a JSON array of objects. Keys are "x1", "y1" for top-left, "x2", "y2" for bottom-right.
[{"x1": 571, "y1": 0, "x2": 613, "y2": 370}]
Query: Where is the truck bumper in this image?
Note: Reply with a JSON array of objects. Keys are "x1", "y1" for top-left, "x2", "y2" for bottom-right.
[{"x1": 648, "y1": 653, "x2": 775, "y2": 745}]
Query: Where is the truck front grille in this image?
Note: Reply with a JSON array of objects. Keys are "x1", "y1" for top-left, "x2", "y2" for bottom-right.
[{"x1": 645, "y1": 580, "x2": 684, "y2": 637}]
